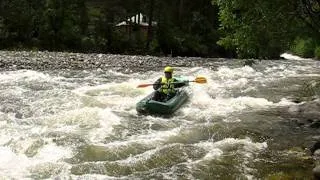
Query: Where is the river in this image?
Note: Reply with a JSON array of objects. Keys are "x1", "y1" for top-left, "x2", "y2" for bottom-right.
[{"x1": 0, "y1": 52, "x2": 319, "y2": 179}]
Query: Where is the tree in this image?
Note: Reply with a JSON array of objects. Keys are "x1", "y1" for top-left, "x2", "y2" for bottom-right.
[
  {"x1": 154, "y1": 0, "x2": 221, "y2": 57},
  {"x1": 146, "y1": 0, "x2": 155, "y2": 50},
  {"x1": 213, "y1": 0, "x2": 319, "y2": 58},
  {"x1": 0, "y1": 0, "x2": 45, "y2": 47},
  {"x1": 0, "y1": 0, "x2": 224, "y2": 57},
  {"x1": 39, "y1": 0, "x2": 88, "y2": 50},
  {"x1": 297, "y1": 0, "x2": 320, "y2": 35}
]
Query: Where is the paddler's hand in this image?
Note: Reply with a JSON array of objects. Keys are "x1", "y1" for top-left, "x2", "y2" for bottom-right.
[{"x1": 183, "y1": 81, "x2": 189, "y2": 86}]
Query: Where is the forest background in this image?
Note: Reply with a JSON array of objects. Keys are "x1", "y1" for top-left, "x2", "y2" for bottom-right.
[{"x1": 0, "y1": 0, "x2": 319, "y2": 59}]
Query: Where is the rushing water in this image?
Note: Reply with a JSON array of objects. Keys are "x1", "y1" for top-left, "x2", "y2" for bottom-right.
[{"x1": 0, "y1": 54, "x2": 319, "y2": 179}]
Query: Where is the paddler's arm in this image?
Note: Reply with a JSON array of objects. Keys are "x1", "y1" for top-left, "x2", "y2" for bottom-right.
[
  {"x1": 173, "y1": 78, "x2": 188, "y2": 88},
  {"x1": 153, "y1": 78, "x2": 162, "y2": 90}
]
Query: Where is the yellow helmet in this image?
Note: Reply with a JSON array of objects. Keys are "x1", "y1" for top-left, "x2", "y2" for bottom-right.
[{"x1": 164, "y1": 66, "x2": 173, "y2": 73}]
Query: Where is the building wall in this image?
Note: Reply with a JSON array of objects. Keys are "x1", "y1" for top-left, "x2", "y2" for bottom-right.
[{"x1": 115, "y1": 24, "x2": 154, "y2": 41}]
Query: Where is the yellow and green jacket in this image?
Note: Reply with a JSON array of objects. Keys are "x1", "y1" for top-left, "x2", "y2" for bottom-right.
[{"x1": 153, "y1": 77, "x2": 186, "y2": 95}]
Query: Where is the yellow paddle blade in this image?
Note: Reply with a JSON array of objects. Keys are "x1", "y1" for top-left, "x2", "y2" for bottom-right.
[{"x1": 193, "y1": 76, "x2": 207, "y2": 84}]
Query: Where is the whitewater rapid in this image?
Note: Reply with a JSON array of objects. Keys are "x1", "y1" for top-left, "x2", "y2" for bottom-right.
[{"x1": 0, "y1": 55, "x2": 319, "y2": 179}]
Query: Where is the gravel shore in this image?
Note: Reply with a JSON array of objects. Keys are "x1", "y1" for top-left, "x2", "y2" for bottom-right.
[{"x1": 0, "y1": 51, "x2": 223, "y2": 73}]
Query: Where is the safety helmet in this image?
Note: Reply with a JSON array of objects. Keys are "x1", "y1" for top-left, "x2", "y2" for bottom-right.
[{"x1": 164, "y1": 66, "x2": 173, "y2": 73}]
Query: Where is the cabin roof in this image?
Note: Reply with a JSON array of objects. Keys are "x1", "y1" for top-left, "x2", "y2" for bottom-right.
[{"x1": 116, "y1": 13, "x2": 157, "y2": 27}]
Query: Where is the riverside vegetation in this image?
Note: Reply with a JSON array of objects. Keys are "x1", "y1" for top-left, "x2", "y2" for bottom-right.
[{"x1": 0, "y1": 0, "x2": 319, "y2": 59}]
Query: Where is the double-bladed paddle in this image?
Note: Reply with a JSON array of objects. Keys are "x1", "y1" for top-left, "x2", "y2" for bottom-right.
[{"x1": 137, "y1": 76, "x2": 207, "y2": 88}]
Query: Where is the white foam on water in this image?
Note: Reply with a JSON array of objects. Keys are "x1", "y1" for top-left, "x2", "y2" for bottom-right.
[
  {"x1": 96, "y1": 127, "x2": 181, "y2": 149},
  {"x1": 179, "y1": 138, "x2": 268, "y2": 179},
  {"x1": 264, "y1": 65, "x2": 299, "y2": 78},
  {"x1": 201, "y1": 76, "x2": 250, "y2": 94},
  {"x1": 33, "y1": 143, "x2": 73, "y2": 162},
  {"x1": 275, "y1": 98, "x2": 298, "y2": 106},
  {"x1": 216, "y1": 66, "x2": 262, "y2": 79},
  {"x1": 202, "y1": 148, "x2": 224, "y2": 160},
  {"x1": 115, "y1": 143, "x2": 188, "y2": 167},
  {"x1": 0, "y1": 70, "x2": 55, "y2": 84},
  {"x1": 280, "y1": 53, "x2": 312, "y2": 61},
  {"x1": 0, "y1": 121, "x2": 7, "y2": 129},
  {"x1": 43, "y1": 107, "x2": 101, "y2": 127},
  {"x1": 42, "y1": 107, "x2": 121, "y2": 143},
  {"x1": 183, "y1": 95, "x2": 274, "y2": 119},
  {"x1": 106, "y1": 69, "x2": 131, "y2": 77},
  {"x1": 30, "y1": 126, "x2": 48, "y2": 136},
  {"x1": 193, "y1": 138, "x2": 267, "y2": 168},
  {"x1": 117, "y1": 147, "x2": 159, "y2": 165},
  {"x1": 193, "y1": 66, "x2": 265, "y2": 97},
  {"x1": 89, "y1": 108, "x2": 121, "y2": 143},
  {"x1": 264, "y1": 60, "x2": 320, "y2": 80},
  {"x1": 223, "y1": 117, "x2": 242, "y2": 123},
  {"x1": 0, "y1": 143, "x2": 72, "y2": 179},
  {"x1": 178, "y1": 64, "x2": 310, "y2": 120},
  {"x1": 0, "y1": 125, "x2": 29, "y2": 148},
  {"x1": 73, "y1": 78, "x2": 147, "y2": 111},
  {"x1": 70, "y1": 174, "x2": 120, "y2": 180},
  {"x1": 0, "y1": 146, "x2": 31, "y2": 178},
  {"x1": 127, "y1": 127, "x2": 181, "y2": 144},
  {"x1": 0, "y1": 111, "x2": 8, "y2": 123}
]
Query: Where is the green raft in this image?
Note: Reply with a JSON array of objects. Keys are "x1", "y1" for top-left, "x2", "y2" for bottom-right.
[{"x1": 136, "y1": 88, "x2": 189, "y2": 115}]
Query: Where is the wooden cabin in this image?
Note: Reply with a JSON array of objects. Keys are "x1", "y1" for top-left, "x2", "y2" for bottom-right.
[{"x1": 115, "y1": 13, "x2": 157, "y2": 41}]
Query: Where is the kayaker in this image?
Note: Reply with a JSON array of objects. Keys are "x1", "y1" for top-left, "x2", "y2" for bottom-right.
[{"x1": 152, "y1": 66, "x2": 188, "y2": 102}]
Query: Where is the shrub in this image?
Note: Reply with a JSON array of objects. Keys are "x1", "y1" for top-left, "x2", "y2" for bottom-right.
[{"x1": 291, "y1": 37, "x2": 316, "y2": 58}]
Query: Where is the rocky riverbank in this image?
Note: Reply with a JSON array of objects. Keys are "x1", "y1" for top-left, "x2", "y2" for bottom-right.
[{"x1": 0, "y1": 51, "x2": 223, "y2": 73}]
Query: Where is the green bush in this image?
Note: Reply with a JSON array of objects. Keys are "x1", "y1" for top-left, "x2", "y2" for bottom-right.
[
  {"x1": 314, "y1": 46, "x2": 320, "y2": 60},
  {"x1": 291, "y1": 37, "x2": 316, "y2": 58}
]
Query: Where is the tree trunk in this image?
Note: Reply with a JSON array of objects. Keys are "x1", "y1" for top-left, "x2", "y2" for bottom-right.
[
  {"x1": 178, "y1": 0, "x2": 184, "y2": 27},
  {"x1": 128, "y1": 15, "x2": 132, "y2": 40},
  {"x1": 146, "y1": 0, "x2": 154, "y2": 50}
]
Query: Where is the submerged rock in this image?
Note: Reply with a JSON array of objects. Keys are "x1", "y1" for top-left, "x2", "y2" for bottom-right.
[
  {"x1": 294, "y1": 80, "x2": 320, "y2": 103},
  {"x1": 311, "y1": 141, "x2": 320, "y2": 155},
  {"x1": 285, "y1": 100, "x2": 320, "y2": 128},
  {"x1": 313, "y1": 165, "x2": 320, "y2": 179}
]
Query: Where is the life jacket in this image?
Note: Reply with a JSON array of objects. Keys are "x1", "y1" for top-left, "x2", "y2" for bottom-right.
[{"x1": 160, "y1": 77, "x2": 175, "y2": 95}]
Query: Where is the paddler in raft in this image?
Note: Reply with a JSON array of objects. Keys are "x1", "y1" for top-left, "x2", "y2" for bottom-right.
[{"x1": 152, "y1": 66, "x2": 188, "y2": 102}]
